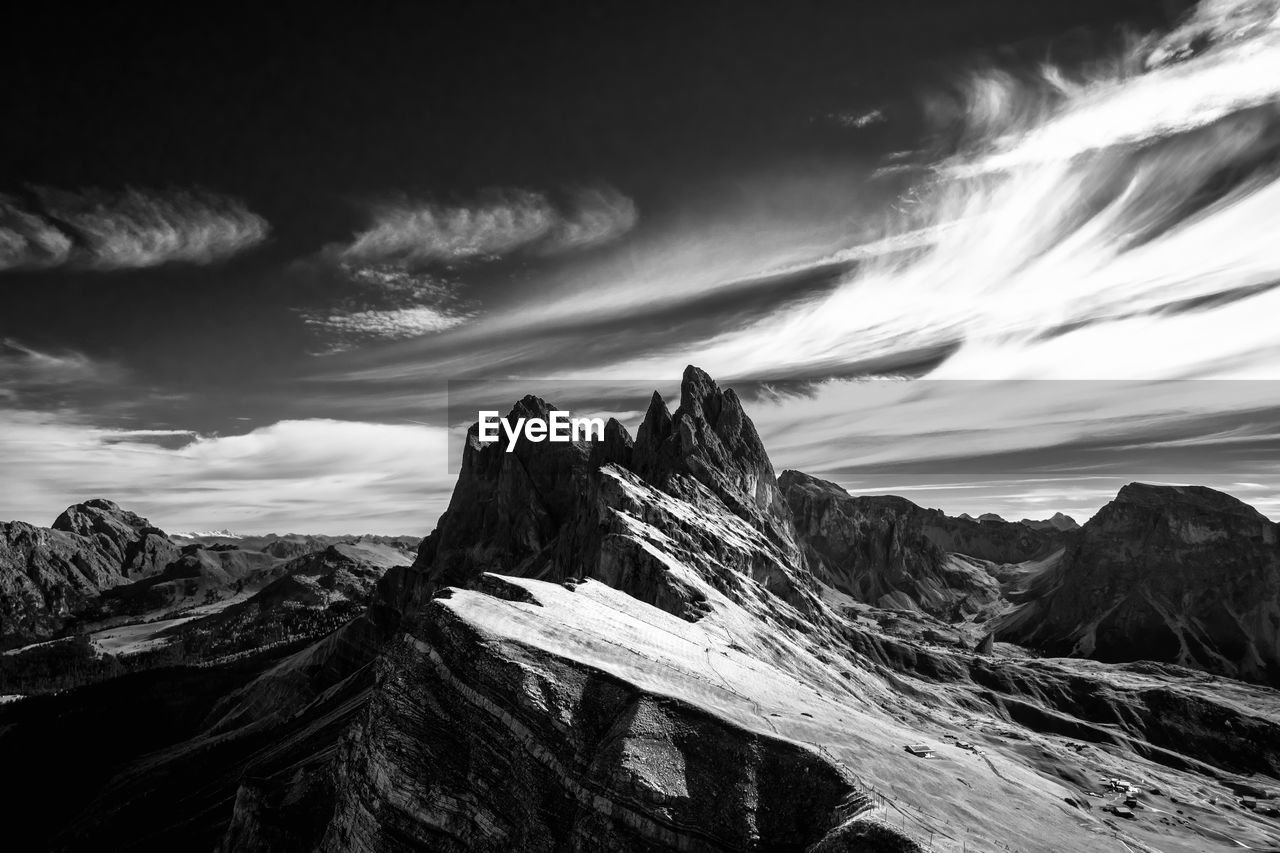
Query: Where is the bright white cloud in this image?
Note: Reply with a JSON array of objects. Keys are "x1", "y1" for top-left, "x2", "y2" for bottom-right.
[
  {"x1": 0, "y1": 411, "x2": 455, "y2": 535},
  {"x1": 0, "y1": 187, "x2": 269, "y2": 272},
  {"x1": 331, "y1": 186, "x2": 637, "y2": 267},
  {"x1": 304, "y1": 305, "x2": 473, "y2": 346},
  {"x1": 299, "y1": 265, "x2": 476, "y2": 350},
  {"x1": 557, "y1": 11, "x2": 1280, "y2": 385}
]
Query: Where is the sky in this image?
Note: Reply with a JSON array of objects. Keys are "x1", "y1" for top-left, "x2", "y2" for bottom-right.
[{"x1": 5, "y1": 0, "x2": 1280, "y2": 534}]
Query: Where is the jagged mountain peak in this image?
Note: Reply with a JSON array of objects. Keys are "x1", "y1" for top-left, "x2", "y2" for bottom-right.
[
  {"x1": 409, "y1": 366, "x2": 819, "y2": 623},
  {"x1": 637, "y1": 388, "x2": 673, "y2": 434},
  {"x1": 633, "y1": 366, "x2": 786, "y2": 526}
]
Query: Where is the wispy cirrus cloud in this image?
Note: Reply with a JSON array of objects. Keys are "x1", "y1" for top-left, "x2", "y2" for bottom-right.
[
  {"x1": 328, "y1": 186, "x2": 637, "y2": 267},
  {"x1": 0, "y1": 197, "x2": 73, "y2": 269},
  {"x1": 305, "y1": 306, "x2": 471, "y2": 341},
  {"x1": 0, "y1": 186, "x2": 269, "y2": 272},
  {"x1": 298, "y1": 265, "x2": 476, "y2": 352},
  {"x1": 0, "y1": 338, "x2": 128, "y2": 404}
]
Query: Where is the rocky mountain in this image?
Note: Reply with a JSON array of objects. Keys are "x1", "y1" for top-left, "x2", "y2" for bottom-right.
[
  {"x1": 1021, "y1": 512, "x2": 1081, "y2": 532},
  {"x1": 5, "y1": 369, "x2": 1280, "y2": 853},
  {"x1": 0, "y1": 499, "x2": 180, "y2": 649},
  {"x1": 209, "y1": 369, "x2": 919, "y2": 850},
  {"x1": 997, "y1": 483, "x2": 1280, "y2": 683},
  {"x1": 781, "y1": 470, "x2": 1070, "y2": 617},
  {"x1": 0, "y1": 503, "x2": 420, "y2": 696}
]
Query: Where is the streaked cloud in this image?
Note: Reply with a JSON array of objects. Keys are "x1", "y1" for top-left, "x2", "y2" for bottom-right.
[
  {"x1": 304, "y1": 305, "x2": 472, "y2": 346},
  {"x1": 298, "y1": 265, "x2": 476, "y2": 351},
  {"x1": 0, "y1": 410, "x2": 454, "y2": 535},
  {"x1": 329, "y1": 186, "x2": 637, "y2": 267},
  {"x1": 0, "y1": 186, "x2": 269, "y2": 272},
  {"x1": 537, "y1": 186, "x2": 639, "y2": 253},
  {"x1": 0, "y1": 339, "x2": 127, "y2": 404},
  {"x1": 0, "y1": 196, "x2": 73, "y2": 269}
]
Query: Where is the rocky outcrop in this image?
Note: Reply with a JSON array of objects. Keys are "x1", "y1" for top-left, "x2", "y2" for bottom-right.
[
  {"x1": 414, "y1": 394, "x2": 595, "y2": 594},
  {"x1": 780, "y1": 471, "x2": 1069, "y2": 617},
  {"x1": 633, "y1": 367, "x2": 791, "y2": 536},
  {"x1": 996, "y1": 483, "x2": 1280, "y2": 683},
  {"x1": 0, "y1": 499, "x2": 181, "y2": 648}
]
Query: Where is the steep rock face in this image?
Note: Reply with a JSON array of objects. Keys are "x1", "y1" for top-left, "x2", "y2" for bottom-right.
[
  {"x1": 780, "y1": 471, "x2": 1067, "y2": 616},
  {"x1": 997, "y1": 483, "x2": 1280, "y2": 683},
  {"x1": 233, "y1": 578, "x2": 859, "y2": 853},
  {"x1": 781, "y1": 472, "x2": 994, "y2": 616},
  {"x1": 0, "y1": 500, "x2": 180, "y2": 648},
  {"x1": 558, "y1": 463, "x2": 828, "y2": 624},
  {"x1": 409, "y1": 367, "x2": 820, "y2": 621},
  {"x1": 633, "y1": 368, "x2": 788, "y2": 525},
  {"x1": 414, "y1": 394, "x2": 595, "y2": 594},
  {"x1": 206, "y1": 372, "x2": 835, "y2": 761},
  {"x1": 211, "y1": 370, "x2": 830, "y2": 739},
  {"x1": 51, "y1": 498, "x2": 177, "y2": 575},
  {"x1": 214, "y1": 371, "x2": 915, "y2": 851}
]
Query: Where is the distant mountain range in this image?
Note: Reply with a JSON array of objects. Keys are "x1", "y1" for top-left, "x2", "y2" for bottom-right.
[
  {"x1": 0, "y1": 503, "x2": 420, "y2": 692},
  {"x1": 3, "y1": 368, "x2": 1279, "y2": 852},
  {"x1": 172, "y1": 529, "x2": 242, "y2": 539}
]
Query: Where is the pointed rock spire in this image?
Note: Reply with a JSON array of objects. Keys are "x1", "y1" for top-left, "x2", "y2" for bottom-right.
[{"x1": 589, "y1": 417, "x2": 634, "y2": 470}]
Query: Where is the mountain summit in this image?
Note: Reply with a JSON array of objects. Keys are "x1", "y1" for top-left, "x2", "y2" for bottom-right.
[
  {"x1": 997, "y1": 481, "x2": 1280, "y2": 681},
  {"x1": 0, "y1": 499, "x2": 180, "y2": 648}
]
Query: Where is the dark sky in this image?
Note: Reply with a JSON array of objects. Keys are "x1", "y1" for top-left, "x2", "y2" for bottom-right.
[{"x1": 8, "y1": 0, "x2": 1279, "y2": 533}]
